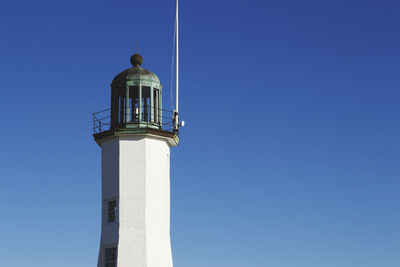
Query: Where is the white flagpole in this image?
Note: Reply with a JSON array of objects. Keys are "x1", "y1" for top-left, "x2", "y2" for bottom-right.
[{"x1": 175, "y1": 0, "x2": 179, "y2": 130}]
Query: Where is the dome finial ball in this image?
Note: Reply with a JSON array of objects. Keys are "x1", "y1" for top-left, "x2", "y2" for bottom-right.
[{"x1": 130, "y1": 54, "x2": 143, "y2": 67}]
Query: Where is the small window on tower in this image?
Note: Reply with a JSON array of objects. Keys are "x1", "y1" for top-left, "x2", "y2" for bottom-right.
[
  {"x1": 105, "y1": 247, "x2": 117, "y2": 267},
  {"x1": 107, "y1": 200, "x2": 117, "y2": 223}
]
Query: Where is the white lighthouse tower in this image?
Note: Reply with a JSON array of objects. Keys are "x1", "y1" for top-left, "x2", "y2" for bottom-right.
[{"x1": 93, "y1": 53, "x2": 180, "y2": 267}]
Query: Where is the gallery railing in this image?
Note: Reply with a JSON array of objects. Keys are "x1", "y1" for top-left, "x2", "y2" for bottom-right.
[{"x1": 93, "y1": 108, "x2": 176, "y2": 134}]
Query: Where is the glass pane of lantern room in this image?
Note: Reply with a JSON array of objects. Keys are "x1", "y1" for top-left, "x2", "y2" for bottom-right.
[
  {"x1": 118, "y1": 95, "x2": 125, "y2": 124},
  {"x1": 130, "y1": 86, "x2": 139, "y2": 123},
  {"x1": 142, "y1": 87, "x2": 151, "y2": 122},
  {"x1": 153, "y1": 89, "x2": 159, "y2": 124}
]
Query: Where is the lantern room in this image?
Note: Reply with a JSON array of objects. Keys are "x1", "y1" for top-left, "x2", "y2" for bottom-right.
[{"x1": 110, "y1": 54, "x2": 162, "y2": 130}]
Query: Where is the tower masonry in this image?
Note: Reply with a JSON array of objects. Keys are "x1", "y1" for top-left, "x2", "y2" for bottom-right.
[{"x1": 93, "y1": 54, "x2": 180, "y2": 267}]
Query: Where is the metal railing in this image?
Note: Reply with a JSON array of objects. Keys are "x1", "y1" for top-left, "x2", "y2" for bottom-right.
[{"x1": 93, "y1": 108, "x2": 176, "y2": 134}]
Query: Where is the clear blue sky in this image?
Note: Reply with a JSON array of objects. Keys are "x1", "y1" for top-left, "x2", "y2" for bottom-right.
[{"x1": 0, "y1": 0, "x2": 399, "y2": 266}]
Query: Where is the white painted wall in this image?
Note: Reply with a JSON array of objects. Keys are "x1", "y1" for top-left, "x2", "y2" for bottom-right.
[
  {"x1": 145, "y1": 138, "x2": 173, "y2": 267},
  {"x1": 118, "y1": 136, "x2": 147, "y2": 266},
  {"x1": 98, "y1": 137, "x2": 119, "y2": 267},
  {"x1": 97, "y1": 134, "x2": 174, "y2": 267}
]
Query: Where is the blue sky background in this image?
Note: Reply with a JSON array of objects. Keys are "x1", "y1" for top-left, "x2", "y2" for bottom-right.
[{"x1": 0, "y1": 0, "x2": 399, "y2": 266}]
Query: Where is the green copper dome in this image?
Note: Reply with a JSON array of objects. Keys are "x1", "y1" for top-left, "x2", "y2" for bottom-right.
[
  {"x1": 111, "y1": 54, "x2": 161, "y2": 89},
  {"x1": 112, "y1": 66, "x2": 161, "y2": 88}
]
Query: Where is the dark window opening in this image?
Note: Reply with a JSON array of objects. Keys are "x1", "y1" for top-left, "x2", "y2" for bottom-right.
[
  {"x1": 105, "y1": 247, "x2": 117, "y2": 267},
  {"x1": 107, "y1": 200, "x2": 117, "y2": 223}
]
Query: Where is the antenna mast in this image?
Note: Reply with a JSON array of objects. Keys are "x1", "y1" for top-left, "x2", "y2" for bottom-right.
[{"x1": 174, "y1": 0, "x2": 179, "y2": 131}]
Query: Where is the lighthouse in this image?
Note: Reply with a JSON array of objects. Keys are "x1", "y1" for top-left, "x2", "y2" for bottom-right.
[{"x1": 92, "y1": 53, "x2": 180, "y2": 267}]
